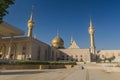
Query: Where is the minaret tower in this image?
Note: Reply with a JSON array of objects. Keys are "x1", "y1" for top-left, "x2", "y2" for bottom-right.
[
  {"x1": 27, "y1": 7, "x2": 34, "y2": 38},
  {"x1": 88, "y1": 18, "x2": 96, "y2": 58}
]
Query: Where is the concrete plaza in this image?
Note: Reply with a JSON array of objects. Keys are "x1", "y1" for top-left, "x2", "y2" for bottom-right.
[{"x1": 0, "y1": 64, "x2": 120, "y2": 80}]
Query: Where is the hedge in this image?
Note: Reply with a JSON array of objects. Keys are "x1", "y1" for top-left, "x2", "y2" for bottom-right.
[{"x1": 0, "y1": 60, "x2": 76, "y2": 65}]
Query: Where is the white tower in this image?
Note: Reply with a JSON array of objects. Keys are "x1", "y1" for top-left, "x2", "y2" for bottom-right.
[{"x1": 88, "y1": 18, "x2": 96, "y2": 60}]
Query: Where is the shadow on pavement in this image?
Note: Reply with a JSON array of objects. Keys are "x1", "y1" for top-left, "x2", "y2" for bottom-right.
[{"x1": 0, "y1": 70, "x2": 51, "y2": 75}]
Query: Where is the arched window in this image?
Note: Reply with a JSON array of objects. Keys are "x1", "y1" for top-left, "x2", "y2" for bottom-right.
[
  {"x1": 66, "y1": 55, "x2": 69, "y2": 60},
  {"x1": 80, "y1": 58, "x2": 84, "y2": 62},
  {"x1": 70, "y1": 55, "x2": 73, "y2": 61}
]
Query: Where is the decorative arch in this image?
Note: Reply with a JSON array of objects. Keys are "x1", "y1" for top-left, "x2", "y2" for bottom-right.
[
  {"x1": 0, "y1": 44, "x2": 6, "y2": 59},
  {"x1": 10, "y1": 43, "x2": 17, "y2": 59},
  {"x1": 22, "y1": 44, "x2": 27, "y2": 60}
]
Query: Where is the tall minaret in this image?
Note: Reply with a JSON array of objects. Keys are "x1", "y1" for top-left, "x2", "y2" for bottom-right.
[
  {"x1": 88, "y1": 18, "x2": 96, "y2": 55},
  {"x1": 27, "y1": 7, "x2": 34, "y2": 38}
]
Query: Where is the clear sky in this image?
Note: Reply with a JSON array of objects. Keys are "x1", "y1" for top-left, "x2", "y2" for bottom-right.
[{"x1": 3, "y1": 0, "x2": 120, "y2": 50}]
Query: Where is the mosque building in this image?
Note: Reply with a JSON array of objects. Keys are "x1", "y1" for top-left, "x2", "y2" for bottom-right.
[
  {"x1": 1, "y1": 9, "x2": 119, "y2": 62},
  {"x1": 0, "y1": 9, "x2": 95, "y2": 62}
]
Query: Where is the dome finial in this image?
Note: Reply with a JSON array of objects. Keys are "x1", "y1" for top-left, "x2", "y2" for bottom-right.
[
  {"x1": 30, "y1": 5, "x2": 34, "y2": 20},
  {"x1": 57, "y1": 29, "x2": 59, "y2": 36}
]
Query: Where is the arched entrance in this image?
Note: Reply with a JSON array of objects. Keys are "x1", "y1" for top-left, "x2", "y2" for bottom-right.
[{"x1": 10, "y1": 43, "x2": 16, "y2": 59}]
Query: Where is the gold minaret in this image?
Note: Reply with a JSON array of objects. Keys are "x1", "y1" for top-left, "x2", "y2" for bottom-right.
[
  {"x1": 88, "y1": 18, "x2": 95, "y2": 55},
  {"x1": 27, "y1": 7, "x2": 34, "y2": 37}
]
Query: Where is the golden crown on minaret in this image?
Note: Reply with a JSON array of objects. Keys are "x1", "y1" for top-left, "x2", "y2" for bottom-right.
[
  {"x1": 28, "y1": 19, "x2": 34, "y2": 29},
  {"x1": 88, "y1": 27, "x2": 94, "y2": 34},
  {"x1": 51, "y1": 35, "x2": 64, "y2": 49},
  {"x1": 88, "y1": 19, "x2": 94, "y2": 35}
]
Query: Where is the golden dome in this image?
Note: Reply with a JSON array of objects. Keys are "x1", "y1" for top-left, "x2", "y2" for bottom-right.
[{"x1": 51, "y1": 35, "x2": 64, "y2": 48}]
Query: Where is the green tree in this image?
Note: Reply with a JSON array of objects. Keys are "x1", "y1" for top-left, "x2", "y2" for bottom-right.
[{"x1": 0, "y1": 0, "x2": 15, "y2": 23}]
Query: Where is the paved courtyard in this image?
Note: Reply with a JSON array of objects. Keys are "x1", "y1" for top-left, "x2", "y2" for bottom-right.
[{"x1": 0, "y1": 64, "x2": 120, "y2": 80}]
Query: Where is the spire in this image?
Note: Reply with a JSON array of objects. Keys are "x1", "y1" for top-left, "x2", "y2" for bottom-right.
[
  {"x1": 56, "y1": 29, "x2": 59, "y2": 36},
  {"x1": 70, "y1": 36, "x2": 74, "y2": 45},
  {"x1": 69, "y1": 38, "x2": 80, "y2": 49},
  {"x1": 30, "y1": 6, "x2": 34, "y2": 21},
  {"x1": 88, "y1": 18, "x2": 94, "y2": 35},
  {"x1": 90, "y1": 18, "x2": 93, "y2": 28}
]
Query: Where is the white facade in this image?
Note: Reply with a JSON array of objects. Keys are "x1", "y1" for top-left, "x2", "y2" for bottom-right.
[
  {"x1": 0, "y1": 37, "x2": 61, "y2": 61},
  {"x1": 58, "y1": 40, "x2": 91, "y2": 62},
  {"x1": 97, "y1": 50, "x2": 120, "y2": 59}
]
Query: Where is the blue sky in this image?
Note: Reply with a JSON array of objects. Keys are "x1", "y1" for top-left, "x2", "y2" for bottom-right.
[{"x1": 4, "y1": 0, "x2": 120, "y2": 50}]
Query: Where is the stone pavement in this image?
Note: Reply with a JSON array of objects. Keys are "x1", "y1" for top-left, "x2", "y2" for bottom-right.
[
  {"x1": 0, "y1": 64, "x2": 120, "y2": 80},
  {"x1": 86, "y1": 64, "x2": 120, "y2": 80}
]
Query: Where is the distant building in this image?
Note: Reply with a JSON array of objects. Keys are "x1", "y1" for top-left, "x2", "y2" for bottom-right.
[{"x1": 97, "y1": 50, "x2": 120, "y2": 60}]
